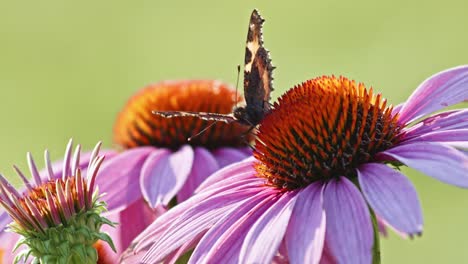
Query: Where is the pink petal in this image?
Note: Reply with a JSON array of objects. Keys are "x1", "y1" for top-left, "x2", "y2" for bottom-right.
[
  {"x1": 177, "y1": 147, "x2": 219, "y2": 202},
  {"x1": 401, "y1": 109, "x2": 468, "y2": 139},
  {"x1": 127, "y1": 175, "x2": 261, "y2": 255},
  {"x1": 196, "y1": 158, "x2": 256, "y2": 193},
  {"x1": 118, "y1": 198, "x2": 159, "y2": 250},
  {"x1": 323, "y1": 177, "x2": 373, "y2": 264},
  {"x1": 97, "y1": 147, "x2": 154, "y2": 213},
  {"x1": 140, "y1": 145, "x2": 194, "y2": 208},
  {"x1": 239, "y1": 191, "x2": 297, "y2": 264},
  {"x1": 141, "y1": 188, "x2": 259, "y2": 263},
  {"x1": 286, "y1": 183, "x2": 326, "y2": 264},
  {"x1": 398, "y1": 65, "x2": 468, "y2": 124},
  {"x1": 402, "y1": 129, "x2": 468, "y2": 145},
  {"x1": 380, "y1": 142, "x2": 468, "y2": 187},
  {"x1": 122, "y1": 174, "x2": 263, "y2": 263},
  {"x1": 189, "y1": 190, "x2": 278, "y2": 264},
  {"x1": 212, "y1": 147, "x2": 250, "y2": 168},
  {"x1": 357, "y1": 163, "x2": 423, "y2": 235}
]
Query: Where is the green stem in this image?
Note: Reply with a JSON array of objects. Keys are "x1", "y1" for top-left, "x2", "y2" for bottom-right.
[{"x1": 370, "y1": 208, "x2": 381, "y2": 264}]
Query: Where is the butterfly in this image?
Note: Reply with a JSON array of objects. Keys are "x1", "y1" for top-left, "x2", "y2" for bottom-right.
[{"x1": 153, "y1": 9, "x2": 275, "y2": 127}]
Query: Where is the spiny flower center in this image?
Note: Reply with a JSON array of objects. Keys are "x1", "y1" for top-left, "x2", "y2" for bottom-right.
[
  {"x1": 18, "y1": 177, "x2": 83, "y2": 230},
  {"x1": 254, "y1": 76, "x2": 401, "y2": 190},
  {"x1": 114, "y1": 80, "x2": 252, "y2": 150}
]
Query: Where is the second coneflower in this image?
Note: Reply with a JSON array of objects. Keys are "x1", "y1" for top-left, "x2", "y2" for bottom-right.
[
  {"x1": 0, "y1": 141, "x2": 115, "y2": 263},
  {"x1": 121, "y1": 66, "x2": 468, "y2": 264},
  {"x1": 88, "y1": 80, "x2": 253, "y2": 257}
]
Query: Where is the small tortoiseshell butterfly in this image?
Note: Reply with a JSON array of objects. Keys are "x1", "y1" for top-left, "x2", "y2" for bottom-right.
[{"x1": 153, "y1": 9, "x2": 275, "y2": 127}]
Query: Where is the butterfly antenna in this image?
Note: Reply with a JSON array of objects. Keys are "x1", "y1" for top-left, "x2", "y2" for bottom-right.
[
  {"x1": 235, "y1": 64, "x2": 241, "y2": 106},
  {"x1": 188, "y1": 121, "x2": 219, "y2": 142}
]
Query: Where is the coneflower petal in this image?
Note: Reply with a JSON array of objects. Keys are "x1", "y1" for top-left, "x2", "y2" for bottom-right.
[
  {"x1": 62, "y1": 139, "x2": 73, "y2": 179},
  {"x1": 380, "y1": 142, "x2": 468, "y2": 187},
  {"x1": 177, "y1": 148, "x2": 220, "y2": 202},
  {"x1": 398, "y1": 65, "x2": 468, "y2": 124},
  {"x1": 140, "y1": 145, "x2": 193, "y2": 208},
  {"x1": 44, "y1": 150, "x2": 55, "y2": 181},
  {"x1": 239, "y1": 191, "x2": 297, "y2": 264},
  {"x1": 357, "y1": 163, "x2": 423, "y2": 235},
  {"x1": 55, "y1": 179, "x2": 71, "y2": 219},
  {"x1": 13, "y1": 165, "x2": 33, "y2": 191},
  {"x1": 87, "y1": 156, "x2": 105, "y2": 207},
  {"x1": 401, "y1": 129, "x2": 468, "y2": 145},
  {"x1": 189, "y1": 190, "x2": 277, "y2": 264},
  {"x1": 45, "y1": 189, "x2": 61, "y2": 226},
  {"x1": 71, "y1": 144, "x2": 81, "y2": 175},
  {"x1": 96, "y1": 147, "x2": 154, "y2": 213},
  {"x1": 127, "y1": 176, "x2": 260, "y2": 256},
  {"x1": 142, "y1": 189, "x2": 258, "y2": 263},
  {"x1": 323, "y1": 177, "x2": 373, "y2": 264},
  {"x1": 212, "y1": 148, "x2": 250, "y2": 168},
  {"x1": 286, "y1": 183, "x2": 326, "y2": 264},
  {"x1": 195, "y1": 158, "x2": 257, "y2": 193},
  {"x1": 27, "y1": 152, "x2": 42, "y2": 186},
  {"x1": 401, "y1": 109, "x2": 468, "y2": 138}
]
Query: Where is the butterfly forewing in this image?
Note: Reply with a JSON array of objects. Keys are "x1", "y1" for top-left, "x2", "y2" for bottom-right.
[
  {"x1": 152, "y1": 111, "x2": 237, "y2": 123},
  {"x1": 153, "y1": 9, "x2": 274, "y2": 128}
]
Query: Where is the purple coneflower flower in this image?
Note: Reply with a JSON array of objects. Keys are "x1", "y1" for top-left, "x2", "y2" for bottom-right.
[
  {"x1": 0, "y1": 141, "x2": 115, "y2": 263},
  {"x1": 101, "y1": 79, "x2": 252, "y2": 214},
  {"x1": 121, "y1": 66, "x2": 468, "y2": 264}
]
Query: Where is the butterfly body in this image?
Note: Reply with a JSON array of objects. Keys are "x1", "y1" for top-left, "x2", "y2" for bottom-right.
[{"x1": 153, "y1": 9, "x2": 274, "y2": 127}]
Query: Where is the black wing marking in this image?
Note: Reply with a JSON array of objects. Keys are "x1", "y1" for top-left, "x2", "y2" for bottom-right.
[
  {"x1": 152, "y1": 111, "x2": 237, "y2": 123},
  {"x1": 244, "y1": 9, "x2": 275, "y2": 113}
]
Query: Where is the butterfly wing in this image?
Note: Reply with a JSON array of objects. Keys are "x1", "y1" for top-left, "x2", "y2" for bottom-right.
[
  {"x1": 152, "y1": 111, "x2": 237, "y2": 123},
  {"x1": 244, "y1": 9, "x2": 275, "y2": 113}
]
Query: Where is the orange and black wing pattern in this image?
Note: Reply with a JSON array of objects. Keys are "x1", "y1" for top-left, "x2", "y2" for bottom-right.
[{"x1": 243, "y1": 9, "x2": 275, "y2": 114}]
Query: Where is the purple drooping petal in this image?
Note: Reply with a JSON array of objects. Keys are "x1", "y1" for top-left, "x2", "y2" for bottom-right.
[
  {"x1": 189, "y1": 190, "x2": 278, "y2": 264},
  {"x1": 323, "y1": 177, "x2": 373, "y2": 264},
  {"x1": 122, "y1": 173, "x2": 263, "y2": 261},
  {"x1": 140, "y1": 145, "x2": 193, "y2": 208},
  {"x1": 380, "y1": 142, "x2": 468, "y2": 187},
  {"x1": 141, "y1": 188, "x2": 260, "y2": 263},
  {"x1": 97, "y1": 147, "x2": 154, "y2": 213},
  {"x1": 212, "y1": 147, "x2": 250, "y2": 168},
  {"x1": 401, "y1": 129, "x2": 468, "y2": 145},
  {"x1": 401, "y1": 109, "x2": 468, "y2": 140},
  {"x1": 165, "y1": 232, "x2": 205, "y2": 264},
  {"x1": 196, "y1": 158, "x2": 256, "y2": 193},
  {"x1": 286, "y1": 183, "x2": 326, "y2": 264},
  {"x1": 239, "y1": 191, "x2": 297, "y2": 264},
  {"x1": 398, "y1": 65, "x2": 468, "y2": 125},
  {"x1": 118, "y1": 198, "x2": 159, "y2": 250},
  {"x1": 177, "y1": 147, "x2": 219, "y2": 202},
  {"x1": 357, "y1": 163, "x2": 423, "y2": 235}
]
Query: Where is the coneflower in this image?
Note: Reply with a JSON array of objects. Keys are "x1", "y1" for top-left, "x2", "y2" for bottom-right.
[
  {"x1": 0, "y1": 140, "x2": 115, "y2": 263},
  {"x1": 121, "y1": 66, "x2": 468, "y2": 264}
]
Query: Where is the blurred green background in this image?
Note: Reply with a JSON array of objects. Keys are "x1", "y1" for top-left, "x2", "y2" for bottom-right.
[{"x1": 0, "y1": 0, "x2": 467, "y2": 263}]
